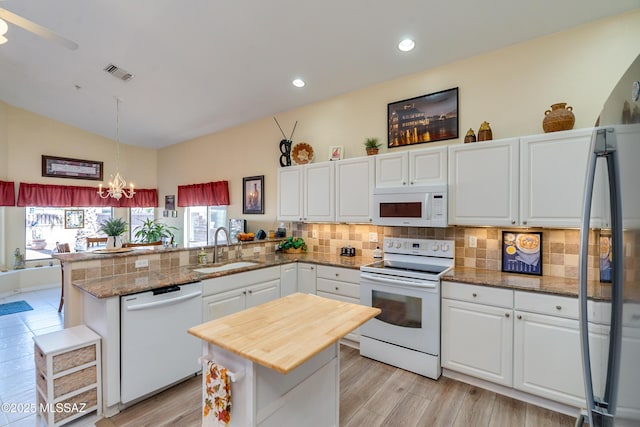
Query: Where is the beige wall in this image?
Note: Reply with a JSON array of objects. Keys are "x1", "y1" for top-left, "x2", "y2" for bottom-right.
[
  {"x1": 0, "y1": 104, "x2": 157, "y2": 267},
  {"x1": 158, "y1": 10, "x2": 640, "y2": 235}
]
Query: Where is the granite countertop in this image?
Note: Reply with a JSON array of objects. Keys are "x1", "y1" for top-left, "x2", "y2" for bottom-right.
[
  {"x1": 443, "y1": 267, "x2": 613, "y2": 300},
  {"x1": 188, "y1": 293, "x2": 380, "y2": 374},
  {"x1": 72, "y1": 253, "x2": 369, "y2": 299}
]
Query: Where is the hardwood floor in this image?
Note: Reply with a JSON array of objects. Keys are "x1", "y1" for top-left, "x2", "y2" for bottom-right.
[{"x1": 96, "y1": 345, "x2": 576, "y2": 427}]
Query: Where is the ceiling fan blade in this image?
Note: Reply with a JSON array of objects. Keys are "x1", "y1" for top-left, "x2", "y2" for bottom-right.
[{"x1": 0, "y1": 8, "x2": 78, "y2": 50}]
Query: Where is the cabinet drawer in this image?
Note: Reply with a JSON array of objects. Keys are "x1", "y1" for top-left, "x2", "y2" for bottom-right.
[
  {"x1": 317, "y1": 278, "x2": 359, "y2": 299},
  {"x1": 44, "y1": 387, "x2": 98, "y2": 424},
  {"x1": 515, "y1": 291, "x2": 578, "y2": 319},
  {"x1": 316, "y1": 265, "x2": 360, "y2": 283},
  {"x1": 35, "y1": 343, "x2": 96, "y2": 375},
  {"x1": 442, "y1": 282, "x2": 513, "y2": 308},
  {"x1": 37, "y1": 365, "x2": 97, "y2": 399}
]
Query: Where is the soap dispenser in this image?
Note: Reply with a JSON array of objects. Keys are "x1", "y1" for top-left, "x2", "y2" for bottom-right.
[
  {"x1": 198, "y1": 248, "x2": 207, "y2": 265},
  {"x1": 373, "y1": 246, "x2": 382, "y2": 259}
]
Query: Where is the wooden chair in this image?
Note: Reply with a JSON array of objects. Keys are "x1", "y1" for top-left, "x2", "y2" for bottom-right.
[
  {"x1": 86, "y1": 237, "x2": 108, "y2": 247},
  {"x1": 55, "y1": 242, "x2": 70, "y2": 313}
]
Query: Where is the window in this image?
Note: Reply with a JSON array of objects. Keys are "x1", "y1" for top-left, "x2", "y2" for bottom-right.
[
  {"x1": 130, "y1": 207, "x2": 155, "y2": 240},
  {"x1": 25, "y1": 207, "x2": 113, "y2": 260},
  {"x1": 186, "y1": 206, "x2": 227, "y2": 247}
]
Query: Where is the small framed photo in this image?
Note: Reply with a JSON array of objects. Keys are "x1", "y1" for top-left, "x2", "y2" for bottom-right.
[
  {"x1": 329, "y1": 146, "x2": 343, "y2": 161},
  {"x1": 599, "y1": 233, "x2": 612, "y2": 283},
  {"x1": 64, "y1": 209, "x2": 85, "y2": 229},
  {"x1": 502, "y1": 231, "x2": 542, "y2": 276},
  {"x1": 243, "y1": 175, "x2": 264, "y2": 214},
  {"x1": 165, "y1": 195, "x2": 175, "y2": 211}
]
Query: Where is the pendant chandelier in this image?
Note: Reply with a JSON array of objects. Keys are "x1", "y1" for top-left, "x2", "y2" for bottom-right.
[{"x1": 98, "y1": 97, "x2": 135, "y2": 200}]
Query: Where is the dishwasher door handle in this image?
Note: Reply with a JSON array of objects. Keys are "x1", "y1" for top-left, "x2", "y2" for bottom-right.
[{"x1": 125, "y1": 291, "x2": 202, "y2": 311}]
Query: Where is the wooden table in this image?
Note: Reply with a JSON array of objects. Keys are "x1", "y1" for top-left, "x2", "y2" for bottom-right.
[{"x1": 188, "y1": 293, "x2": 380, "y2": 426}]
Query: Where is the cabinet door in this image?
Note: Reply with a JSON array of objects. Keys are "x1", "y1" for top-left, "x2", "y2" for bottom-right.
[
  {"x1": 280, "y1": 263, "x2": 297, "y2": 297},
  {"x1": 304, "y1": 162, "x2": 335, "y2": 222},
  {"x1": 448, "y1": 138, "x2": 519, "y2": 226},
  {"x1": 441, "y1": 298, "x2": 513, "y2": 386},
  {"x1": 277, "y1": 166, "x2": 304, "y2": 221},
  {"x1": 513, "y1": 311, "x2": 585, "y2": 407},
  {"x1": 335, "y1": 157, "x2": 374, "y2": 223},
  {"x1": 202, "y1": 289, "x2": 246, "y2": 321},
  {"x1": 520, "y1": 129, "x2": 599, "y2": 227},
  {"x1": 409, "y1": 147, "x2": 447, "y2": 186},
  {"x1": 375, "y1": 152, "x2": 408, "y2": 188},
  {"x1": 246, "y1": 279, "x2": 281, "y2": 308},
  {"x1": 297, "y1": 263, "x2": 317, "y2": 294}
]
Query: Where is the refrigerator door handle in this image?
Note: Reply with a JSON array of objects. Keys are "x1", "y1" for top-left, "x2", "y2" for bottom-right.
[{"x1": 579, "y1": 128, "x2": 624, "y2": 427}]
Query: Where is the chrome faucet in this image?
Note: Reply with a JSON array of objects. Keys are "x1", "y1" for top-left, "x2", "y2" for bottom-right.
[{"x1": 213, "y1": 226, "x2": 230, "y2": 263}]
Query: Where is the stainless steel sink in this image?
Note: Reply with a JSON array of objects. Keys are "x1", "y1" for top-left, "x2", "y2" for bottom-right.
[{"x1": 193, "y1": 261, "x2": 259, "y2": 274}]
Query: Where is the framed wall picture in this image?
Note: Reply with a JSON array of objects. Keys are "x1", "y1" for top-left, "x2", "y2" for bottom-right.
[
  {"x1": 165, "y1": 195, "x2": 175, "y2": 211},
  {"x1": 42, "y1": 155, "x2": 103, "y2": 180},
  {"x1": 388, "y1": 87, "x2": 459, "y2": 148},
  {"x1": 599, "y1": 233, "x2": 612, "y2": 283},
  {"x1": 329, "y1": 146, "x2": 343, "y2": 161},
  {"x1": 502, "y1": 231, "x2": 542, "y2": 276},
  {"x1": 64, "y1": 209, "x2": 85, "y2": 229},
  {"x1": 243, "y1": 175, "x2": 264, "y2": 214}
]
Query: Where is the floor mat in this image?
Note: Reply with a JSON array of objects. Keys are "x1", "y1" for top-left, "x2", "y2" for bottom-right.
[{"x1": 0, "y1": 300, "x2": 34, "y2": 316}]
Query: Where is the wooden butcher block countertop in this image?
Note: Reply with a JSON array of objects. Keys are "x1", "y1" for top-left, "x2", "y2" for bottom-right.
[{"x1": 188, "y1": 293, "x2": 381, "y2": 374}]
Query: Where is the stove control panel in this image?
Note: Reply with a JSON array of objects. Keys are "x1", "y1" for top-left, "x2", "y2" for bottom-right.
[{"x1": 383, "y1": 237, "x2": 454, "y2": 258}]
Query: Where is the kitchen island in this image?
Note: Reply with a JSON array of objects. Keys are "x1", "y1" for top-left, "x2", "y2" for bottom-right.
[{"x1": 188, "y1": 292, "x2": 380, "y2": 427}]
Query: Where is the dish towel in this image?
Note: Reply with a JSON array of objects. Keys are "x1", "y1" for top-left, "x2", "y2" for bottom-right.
[{"x1": 203, "y1": 360, "x2": 232, "y2": 426}]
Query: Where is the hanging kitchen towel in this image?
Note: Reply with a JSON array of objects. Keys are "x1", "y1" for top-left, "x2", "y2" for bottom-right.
[{"x1": 203, "y1": 360, "x2": 232, "y2": 426}]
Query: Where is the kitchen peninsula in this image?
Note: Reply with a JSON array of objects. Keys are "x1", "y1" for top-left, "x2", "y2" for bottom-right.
[{"x1": 188, "y1": 292, "x2": 380, "y2": 427}]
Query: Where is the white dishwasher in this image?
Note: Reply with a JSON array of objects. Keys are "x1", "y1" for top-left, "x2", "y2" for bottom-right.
[{"x1": 120, "y1": 281, "x2": 203, "y2": 404}]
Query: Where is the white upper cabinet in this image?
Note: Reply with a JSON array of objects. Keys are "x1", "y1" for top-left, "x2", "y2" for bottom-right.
[
  {"x1": 375, "y1": 146, "x2": 447, "y2": 188},
  {"x1": 520, "y1": 128, "x2": 602, "y2": 228},
  {"x1": 335, "y1": 156, "x2": 374, "y2": 223},
  {"x1": 303, "y1": 162, "x2": 335, "y2": 222},
  {"x1": 448, "y1": 138, "x2": 519, "y2": 226},
  {"x1": 277, "y1": 165, "x2": 304, "y2": 221}
]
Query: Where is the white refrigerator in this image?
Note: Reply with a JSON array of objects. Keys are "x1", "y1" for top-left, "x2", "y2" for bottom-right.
[{"x1": 577, "y1": 55, "x2": 640, "y2": 426}]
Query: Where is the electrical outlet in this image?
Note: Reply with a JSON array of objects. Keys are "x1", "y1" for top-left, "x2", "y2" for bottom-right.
[
  {"x1": 369, "y1": 232, "x2": 378, "y2": 243},
  {"x1": 468, "y1": 236, "x2": 477, "y2": 248},
  {"x1": 312, "y1": 229, "x2": 318, "y2": 238},
  {"x1": 135, "y1": 259, "x2": 149, "y2": 268},
  {"x1": 253, "y1": 247, "x2": 261, "y2": 254}
]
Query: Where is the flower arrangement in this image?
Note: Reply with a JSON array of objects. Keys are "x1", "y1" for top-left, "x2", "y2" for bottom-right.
[
  {"x1": 277, "y1": 236, "x2": 307, "y2": 253},
  {"x1": 364, "y1": 137, "x2": 381, "y2": 155}
]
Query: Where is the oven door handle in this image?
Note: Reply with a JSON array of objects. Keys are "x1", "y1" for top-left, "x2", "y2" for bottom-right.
[{"x1": 360, "y1": 272, "x2": 437, "y2": 288}]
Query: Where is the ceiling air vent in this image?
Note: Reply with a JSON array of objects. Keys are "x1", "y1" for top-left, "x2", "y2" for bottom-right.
[{"x1": 104, "y1": 63, "x2": 135, "y2": 82}]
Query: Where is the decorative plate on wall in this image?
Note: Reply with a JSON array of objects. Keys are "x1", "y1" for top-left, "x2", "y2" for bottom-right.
[{"x1": 292, "y1": 143, "x2": 314, "y2": 165}]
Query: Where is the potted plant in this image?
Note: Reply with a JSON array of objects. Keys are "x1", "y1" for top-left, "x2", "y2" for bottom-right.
[
  {"x1": 133, "y1": 218, "x2": 177, "y2": 244},
  {"x1": 99, "y1": 217, "x2": 128, "y2": 248},
  {"x1": 364, "y1": 137, "x2": 381, "y2": 155},
  {"x1": 276, "y1": 236, "x2": 307, "y2": 254}
]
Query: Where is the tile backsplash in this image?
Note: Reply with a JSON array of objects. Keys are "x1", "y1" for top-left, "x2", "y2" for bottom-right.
[{"x1": 293, "y1": 223, "x2": 607, "y2": 281}]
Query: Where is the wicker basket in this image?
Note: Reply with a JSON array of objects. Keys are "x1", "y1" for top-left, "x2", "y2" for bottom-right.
[{"x1": 284, "y1": 247, "x2": 303, "y2": 254}]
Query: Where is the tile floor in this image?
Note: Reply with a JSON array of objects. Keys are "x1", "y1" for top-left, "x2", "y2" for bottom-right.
[{"x1": 0, "y1": 287, "x2": 97, "y2": 427}]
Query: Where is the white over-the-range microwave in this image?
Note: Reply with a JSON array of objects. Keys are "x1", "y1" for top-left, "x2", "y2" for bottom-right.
[{"x1": 372, "y1": 184, "x2": 447, "y2": 227}]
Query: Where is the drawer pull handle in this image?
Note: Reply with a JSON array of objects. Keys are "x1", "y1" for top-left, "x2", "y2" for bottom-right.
[
  {"x1": 310, "y1": 267, "x2": 314, "y2": 270},
  {"x1": 472, "y1": 293, "x2": 477, "y2": 298},
  {"x1": 556, "y1": 305, "x2": 562, "y2": 310},
  {"x1": 517, "y1": 315, "x2": 522, "y2": 320},
  {"x1": 335, "y1": 273, "x2": 339, "y2": 277},
  {"x1": 335, "y1": 286, "x2": 339, "y2": 291},
  {"x1": 505, "y1": 313, "x2": 510, "y2": 318}
]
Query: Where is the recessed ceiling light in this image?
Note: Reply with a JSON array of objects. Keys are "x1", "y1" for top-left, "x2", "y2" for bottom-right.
[
  {"x1": 398, "y1": 38, "x2": 415, "y2": 52},
  {"x1": 292, "y1": 79, "x2": 305, "y2": 88}
]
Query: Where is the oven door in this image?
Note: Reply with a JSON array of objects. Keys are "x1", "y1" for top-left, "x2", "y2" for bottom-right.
[{"x1": 360, "y1": 272, "x2": 440, "y2": 355}]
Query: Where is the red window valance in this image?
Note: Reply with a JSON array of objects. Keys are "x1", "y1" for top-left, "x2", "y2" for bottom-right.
[
  {"x1": 177, "y1": 181, "x2": 230, "y2": 207},
  {"x1": 17, "y1": 183, "x2": 158, "y2": 208},
  {"x1": 0, "y1": 180, "x2": 16, "y2": 206}
]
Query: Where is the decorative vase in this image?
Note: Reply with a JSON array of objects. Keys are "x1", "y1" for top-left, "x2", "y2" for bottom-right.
[
  {"x1": 366, "y1": 148, "x2": 379, "y2": 156},
  {"x1": 542, "y1": 102, "x2": 575, "y2": 133},
  {"x1": 464, "y1": 128, "x2": 476, "y2": 143},
  {"x1": 106, "y1": 236, "x2": 123, "y2": 249},
  {"x1": 478, "y1": 121, "x2": 493, "y2": 141}
]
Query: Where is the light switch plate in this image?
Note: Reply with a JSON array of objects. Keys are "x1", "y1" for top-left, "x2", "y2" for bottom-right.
[
  {"x1": 135, "y1": 259, "x2": 149, "y2": 268},
  {"x1": 468, "y1": 236, "x2": 477, "y2": 248},
  {"x1": 369, "y1": 232, "x2": 378, "y2": 243},
  {"x1": 312, "y1": 229, "x2": 318, "y2": 238}
]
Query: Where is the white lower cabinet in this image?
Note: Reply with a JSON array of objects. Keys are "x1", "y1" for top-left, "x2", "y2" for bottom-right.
[
  {"x1": 441, "y1": 283, "x2": 513, "y2": 386},
  {"x1": 297, "y1": 262, "x2": 317, "y2": 294},
  {"x1": 316, "y1": 265, "x2": 361, "y2": 343},
  {"x1": 280, "y1": 263, "x2": 297, "y2": 297},
  {"x1": 202, "y1": 267, "x2": 281, "y2": 321},
  {"x1": 442, "y1": 282, "x2": 586, "y2": 408}
]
